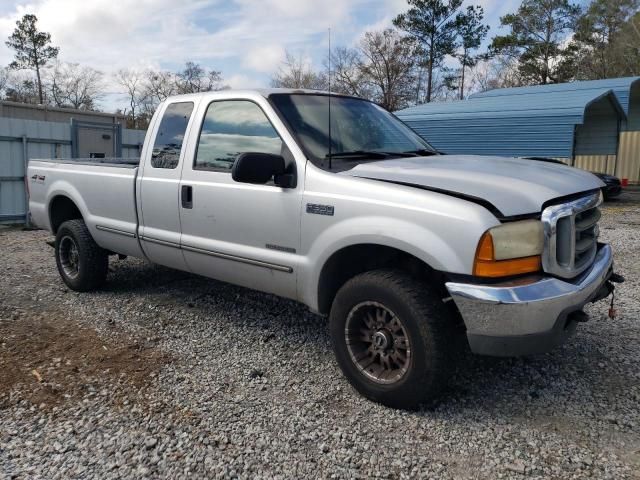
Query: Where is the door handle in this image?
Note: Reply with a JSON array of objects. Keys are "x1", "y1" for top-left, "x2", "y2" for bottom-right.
[{"x1": 181, "y1": 185, "x2": 193, "y2": 209}]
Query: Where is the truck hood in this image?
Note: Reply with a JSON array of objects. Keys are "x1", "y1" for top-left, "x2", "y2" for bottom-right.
[{"x1": 342, "y1": 155, "x2": 604, "y2": 218}]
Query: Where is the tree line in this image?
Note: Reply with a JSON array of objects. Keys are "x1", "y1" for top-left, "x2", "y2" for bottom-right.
[
  {"x1": 1, "y1": 0, "x2": 638, "y2": 126},
  {"x1": 114, "y1": 63, "x2": 227, "y2": 128},
  {"x1": 0, "y1": 14, "x2": 228, "y2": 128},
  {"x1": 272, "y1": 0, "x2": 640, "y2": 110}
]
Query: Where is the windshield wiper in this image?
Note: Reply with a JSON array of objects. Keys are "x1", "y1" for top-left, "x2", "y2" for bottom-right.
[
  {"x1": 324, "y1": 149, "x2": 438, "y2": 162},
  {"x1": 399, "y1": 148, "x2": 438, "y2": 156},
  {"x1": 325, "y1": 150, "x2": 391, "y2": 160}
]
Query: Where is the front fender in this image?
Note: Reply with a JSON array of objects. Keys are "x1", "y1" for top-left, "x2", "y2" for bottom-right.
[{"x1": 299, "y1": 215, "x2": 476, "y2": 312}]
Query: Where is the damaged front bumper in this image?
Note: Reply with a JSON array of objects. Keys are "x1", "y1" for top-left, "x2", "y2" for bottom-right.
[{"x1": 445, "y1": 243, "x2": 616, "y2": 356}]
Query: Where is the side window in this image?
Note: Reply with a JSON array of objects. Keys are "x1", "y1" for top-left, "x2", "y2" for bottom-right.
[
  {"x1": 195, "y1": 100, "x2": 283, "y2": 171},
  {"x1": 151, "y1": 102, "x2": 194, "y2": 169}
]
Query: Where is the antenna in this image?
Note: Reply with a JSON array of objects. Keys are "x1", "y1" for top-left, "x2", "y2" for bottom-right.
[{"x1": 328, "y1": 27, "x2": 332, "y2": 170}]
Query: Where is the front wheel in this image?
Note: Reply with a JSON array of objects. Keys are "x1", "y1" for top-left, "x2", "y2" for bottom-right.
[
  {"x1": 55, "y1": 219, "x2": 108, "y2": 291},
  {"x1": 329, "y1": 269, "x2": 461, "y2": 409}
]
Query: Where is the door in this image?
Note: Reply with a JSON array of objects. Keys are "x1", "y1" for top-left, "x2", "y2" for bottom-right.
[
  {"x1": 178, "y1": 98, "x2": 301, "y2": 299},
  {"x1": 138, "y1": 101, "x2": 195, "y2": 270},
  {"x1": 71, "y1": 120, "x2": 119, "y2": 158}
]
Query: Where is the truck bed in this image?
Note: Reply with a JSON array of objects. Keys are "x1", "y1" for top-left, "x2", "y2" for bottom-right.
[
  {"x1": 32, "y1": 157, "x2": 140, "y2": 167},
  {"x1": 28, "y1": 158, "x2": 144, "y2": 258}
]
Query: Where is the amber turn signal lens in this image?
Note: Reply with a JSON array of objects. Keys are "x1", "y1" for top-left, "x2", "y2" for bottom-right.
[
  {"x1": 473, "y1": 231, "x2": 542, "y2": 277},
  {"x1": 476, "y1": 232, "x2": 494, "y2": 261},
  {"x1": 473, "y1": 255, "x2": 542, "y2": 277}
]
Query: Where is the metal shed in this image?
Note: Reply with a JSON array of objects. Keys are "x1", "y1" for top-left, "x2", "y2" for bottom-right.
[
  {"x1": 0, "y1": 101, "x2": 127, "y2": 125},
  {"x1": 469, "y1": 77, "x2": 640, "y2": 182},
  {"x1": 0, "y1": 116, "x2": 145, "y2": 224},
  {"x1": 471, "y1": 77, "x2": 640, "y2": 131},
  {"x1": 396, "y1": 89, "x2": 626, "y2": 159}
]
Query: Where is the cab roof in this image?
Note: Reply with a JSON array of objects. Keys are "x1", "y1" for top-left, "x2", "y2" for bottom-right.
[{"x1": 163, "y1": 88, "x2": 361, "y2": 104}]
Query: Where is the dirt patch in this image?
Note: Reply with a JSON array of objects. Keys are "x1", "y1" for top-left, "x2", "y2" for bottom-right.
[{"x1": 0, "y1": 308, "x2": 169, "y2": 408}]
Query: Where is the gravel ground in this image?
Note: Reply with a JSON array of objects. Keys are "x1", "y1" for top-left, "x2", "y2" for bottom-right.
[{"x1": 1, "y1": 190, "x2": 639, "y2": 480}]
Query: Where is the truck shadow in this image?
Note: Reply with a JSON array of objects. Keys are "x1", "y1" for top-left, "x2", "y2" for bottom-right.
[
  {"x1": 432, "y1": 311, "x2": 636, "y2": 423},
  {"x1": 100, "y1": 258, "x2": 329, "y2": 348},
  {"x1": 101, "y1": 258, "x2": 636, "y2": 422}
]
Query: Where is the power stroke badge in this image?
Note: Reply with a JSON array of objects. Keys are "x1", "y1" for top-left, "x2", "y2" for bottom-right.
[{"x1": 306, "y1": 203, "x2": 335, "y2": 216}]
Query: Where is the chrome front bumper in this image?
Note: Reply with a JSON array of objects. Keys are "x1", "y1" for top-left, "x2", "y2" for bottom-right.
[{"x1": 445, "y1": 244, "x2": 614, "y2": 356}]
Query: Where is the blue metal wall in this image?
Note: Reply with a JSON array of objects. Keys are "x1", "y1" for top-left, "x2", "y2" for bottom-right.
[
  {"x1": 0, "y1": 118, "x2": 70, "y2": 223},
  {"x1": 575, "y1": 94, "x2": 622, "y2": 156},
  {"x1": 396, "y1": 90, "x2": 625, "y2": 158},
  {"x1": 0, "y1": 118, "x2": 145, "y2": 224}
]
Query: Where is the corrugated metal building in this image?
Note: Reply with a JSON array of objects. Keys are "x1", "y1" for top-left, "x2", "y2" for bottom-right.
[
  {"x1": 0, "y1": 101, "x2": 127, "y2": 125},
  {"x1": 0, "y1": 101, "x2": 131, "y2": 159},
  {"x1": 397, "y1": 89, "x2": 625, "y2": 158},
  {"x1": 470, "y1": 78, "x2": 640, "y2": 181},
  {"x1": 471, "y1": 77, "x2": 639, "y2": 130},
  {"x1": 396, "y1": 77, "x2": 640, "y2": 183},
  {"x1": 0, "y1": 105, "x2": 146, "y2": 224}
]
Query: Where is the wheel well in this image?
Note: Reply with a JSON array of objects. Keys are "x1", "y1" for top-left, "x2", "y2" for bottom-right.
[
  {"x1": 49, "y1": 196, "x2": 82, "y2": 234},
  {"x1": 317, "y1": 244, "x2": 445, "y2": 315}
]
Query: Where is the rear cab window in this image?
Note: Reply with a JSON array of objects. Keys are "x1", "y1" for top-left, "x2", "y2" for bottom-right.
[{"x1": 151, "y1": 102, "x2": 194, "y2": 169}]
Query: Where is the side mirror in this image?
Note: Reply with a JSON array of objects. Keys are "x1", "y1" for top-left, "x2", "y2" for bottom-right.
[{"x1": 231, "y1": 153, "x2": 296, "y2": 188}]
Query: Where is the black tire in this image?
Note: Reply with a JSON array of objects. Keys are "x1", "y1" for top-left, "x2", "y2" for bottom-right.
[
  {"x1": 329, "y1": 269, "x2": 461, "y2": 409},
  {"x1": 55, "y1": 219, "x2": 108, "y2": 292}
]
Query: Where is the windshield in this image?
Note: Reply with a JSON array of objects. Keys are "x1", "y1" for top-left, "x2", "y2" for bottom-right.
[{"x1": 269, "y1": 93, "x2": 437, "y2": 170}]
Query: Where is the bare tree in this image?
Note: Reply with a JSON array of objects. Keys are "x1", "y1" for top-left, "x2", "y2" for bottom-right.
[
  {"x1": 3, "y1": 70, "x2": 39, "y2": 103},
  {"x1": 325, "y1": 46, "x2": 372, "y2": 98},
  {"x1": 133, "y1": 63, "x2": 227, "y2": 120},
  {"x1": 359, "y1": 29, "x2": 416, "y2": 111},
  {"x1": 471, "y1": 55, "x2": 524, "y2": 93},
  {"x1": 176, "y1": 61, "x2": 226, "y2": 94},
  {"x1": 0, "y1": 68, "x2": 8, "y2": 97},
  {"x1": 144, "y1": 70, "x2": 177, "y2": 104},
  {"x1": 115, "y1": 69, "x2": 146, "y2": 128},
  {"x1": 138, "y1": 69, "x2": 177, "y2": 118},
  {"x1": 271, "y1": 51, "x2": 328, "y2": 90},
  {"x1": 47, "y1": 61, "x2": 104, "y2": 110}
]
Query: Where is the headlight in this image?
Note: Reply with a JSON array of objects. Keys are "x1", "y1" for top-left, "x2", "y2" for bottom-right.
[{"x1": 473, "y1": 219, "x2": 543, "y2": 277}]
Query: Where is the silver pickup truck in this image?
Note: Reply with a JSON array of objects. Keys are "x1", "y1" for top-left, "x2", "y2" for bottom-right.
[{"x1": 28, "y1": 89, "x2": 621, "y2": 409}]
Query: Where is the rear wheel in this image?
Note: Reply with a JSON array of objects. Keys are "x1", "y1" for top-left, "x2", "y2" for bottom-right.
[
  {"x1": 329, "y1": 269, "x2": 461, "y2": 409},
  {"x1": 55, "y1": 219, "x2": 108, "y2": 291}
]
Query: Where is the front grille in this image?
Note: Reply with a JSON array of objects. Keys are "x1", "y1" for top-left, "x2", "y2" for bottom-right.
[{"x1": 541, "y1": 192, "x2": 602, "y2": 279}]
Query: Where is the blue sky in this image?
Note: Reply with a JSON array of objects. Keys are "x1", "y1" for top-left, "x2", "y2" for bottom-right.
[{"x1": 0, "y1": 0, "x2": 524, "y2": 112}]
